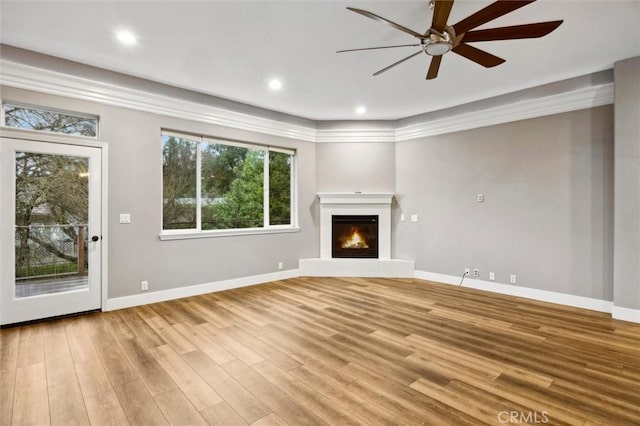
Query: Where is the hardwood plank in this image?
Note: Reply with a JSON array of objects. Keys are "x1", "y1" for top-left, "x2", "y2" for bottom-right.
[
  {"x1": 16, "y1": 324, "x2": 44, "y2": 368},
  {"x1": 135, "y1": 305, "x2": 197, "y2": 354},
  {"x1": 88, "y1": 318, "x2": 139, "y2": 388},
  {"x1": 201, "y1": 401, "x2": 249, "y2": 426},
  {"x1": 154, "y1": 388, "x2": 208, "y2": 426},
  {"x1": 12, "y1": 363, "x2": 49, "y2": 425},
  {"x1": 0, "y1": 327, "x2": 20, "y2": 425},
  {"x1": 252, "y1": 360, "x2": 368, "y2": 425},
  {"x1": 48, "y1": 381, "x2": 90, "y2": 426},
  {"x1": 43, "y1": 321, "x2": 76, "y2": 388},
  {"x1": 182, "y1": 350, "x2": 270, "y2": 423},
  {"x1": 222, "y1": 359, "x2": 326, "y2": 425},
  {"x1": 173, "y1": 322, "x2": 237, "y2": 364},
  {"x1": 0, "y1": 327, "x2": 20, "y2": 369},
  {"x1": 116, "y1": 337, "x2": 177, "y2": 396},
  {"x1": 197, "y1": 322, "x2": 265, "y2": 365},
  {"x1": 83, "y1": 394, "x2": 130, "y2": 426},
  {"x1": 150, "y1": 344, "x2": 222, "y2": 410},
  {"x1": 113, "y1": 379, "x2": 169, "y2": 426},
  {"x1": 75, "y1": 358, "x2": 130, "y2": 425},
  {"x1": 251, "y1": 413, "x2": 289, "y2": 426}
]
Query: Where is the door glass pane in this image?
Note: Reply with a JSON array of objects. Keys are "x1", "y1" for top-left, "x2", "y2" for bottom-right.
[{"x1": 15, "y1": 152, "x2": 90, "y2": 298}]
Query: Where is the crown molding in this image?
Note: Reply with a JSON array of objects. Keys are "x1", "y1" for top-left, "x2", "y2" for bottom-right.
[
  {"x1": 0, "y1": 59, "x2": 614, "y2": 143},
  {"x1": 395, "y1": 83, "x2": 614, "y2": 141},
  {"x1": 315, "y1": 127, "x2": 396, "y2": 143},
  {"x1": 0, "y1": 60, "x2": 317, "y2": 142}
]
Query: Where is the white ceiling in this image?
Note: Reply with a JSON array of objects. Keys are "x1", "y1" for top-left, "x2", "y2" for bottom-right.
[{"x1": 1, "y1": 0, "x2": 639, "y2": 120}]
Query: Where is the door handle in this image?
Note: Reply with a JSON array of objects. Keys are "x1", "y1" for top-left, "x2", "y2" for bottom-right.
[{"x1": 91, "y1": 235, "x2": 100, "y2": 242}]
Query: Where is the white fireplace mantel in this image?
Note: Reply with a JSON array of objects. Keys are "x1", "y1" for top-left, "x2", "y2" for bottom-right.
[
  {"x1": 299, "y1": 192, "x2": 414, "y2": 277},
  {"x1": 317, "y1": 192, "x2": 394, "y2": 205}
]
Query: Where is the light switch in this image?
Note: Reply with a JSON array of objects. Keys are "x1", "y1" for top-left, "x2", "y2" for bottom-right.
[
  {"x1": 400, "y1": 214, "x2": 405, "y2": 222},
  {"x1": 119, "y1": 213, "x2": 131, "y2": 224},
  {"x1": 410, "y1": 214, "x2": 418, "y2": 222}
]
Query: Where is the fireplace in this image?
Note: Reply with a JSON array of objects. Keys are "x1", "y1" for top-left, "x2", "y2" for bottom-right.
[
  {"x1": 332, "y1": 215, "x2": 378, "y2": 259},
  {"x1": 299, "y1": 193, "x2": 414, "y2": 277}
]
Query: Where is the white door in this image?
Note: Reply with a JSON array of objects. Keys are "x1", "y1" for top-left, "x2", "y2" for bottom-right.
[{"x1": 0, "y1": 138, "x2": 102, "y2": 325}]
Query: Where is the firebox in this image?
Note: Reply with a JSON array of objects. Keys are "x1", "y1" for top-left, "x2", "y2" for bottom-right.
[{"x1": 332, "y1": 215, "x2": 379, "y2": 259}]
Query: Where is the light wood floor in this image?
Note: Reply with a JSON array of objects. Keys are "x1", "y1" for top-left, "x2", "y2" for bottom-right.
[{"x1": 1, "y1": 277, "x2": 638, "y2": 425}]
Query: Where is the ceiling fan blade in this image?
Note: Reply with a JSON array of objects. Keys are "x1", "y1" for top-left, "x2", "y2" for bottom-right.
[
  {"x1": 432, "y1": 0, "x2": 455, "y2": 32},
  {"x1": 452, "y1": 43, "x2": 505, "y2": 67},
  {"x1": 373, "y1": 50, "x2": 424, "y2": 76},
  {"x1": 426, "y1": 55, "x2": 443, "y2": 80},
  {"x1": 347, "y1": 7, "x2": 427, "y2": 39},
  {"x1": 463, "y1": 21, "x2": 563, "y2": 42},
  {"x1": 453, "y1": 0, "x2": 535, "y2": 34},
  {"x1": 337, "y1": 43, "x2": 421, "y2": 53}
]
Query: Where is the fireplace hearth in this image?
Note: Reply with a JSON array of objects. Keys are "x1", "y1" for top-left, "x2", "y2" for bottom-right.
[{"x1": 332, "y1": 215, "x2": 378, "y2": 259}]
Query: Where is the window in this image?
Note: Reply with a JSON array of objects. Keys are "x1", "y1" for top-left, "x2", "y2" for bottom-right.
[
  {"x1": 162, "y1": 131, "x2": 296, "y2": 236},
  {"x1": 3, "y1": 103, "x2": 99, "y2": 137}
]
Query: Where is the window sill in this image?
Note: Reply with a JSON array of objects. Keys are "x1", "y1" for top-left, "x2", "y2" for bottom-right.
[{"x1": 159, "y1": 226, "x2": 301, "y2": 241}]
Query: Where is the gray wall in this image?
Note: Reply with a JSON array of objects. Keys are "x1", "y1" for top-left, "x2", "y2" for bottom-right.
[
  {"x1": 316, "y1": 142, "x2": 395, "y2": 192},
  {"x1": 1, "y1": 86, "x2": 318, "y2": 299},
  {"x1": 394, "y1": 106, "x2": 614, "y2": 300},
  {"x1": 614, "y1": 57, "x2": 640, "y2": 310}
]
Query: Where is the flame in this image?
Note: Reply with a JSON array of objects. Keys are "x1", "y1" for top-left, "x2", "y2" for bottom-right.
[{"x1": 341, "y1": 228, "x2": 369, "y2": 249}]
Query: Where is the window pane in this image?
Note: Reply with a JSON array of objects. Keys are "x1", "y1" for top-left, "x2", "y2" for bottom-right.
[
  {"x1": 201, "y1": 142, "x2": 264, "y2": 230},
  {"x1": 162, "y1": 135, "x2": 197, "y2": 229},
  {"x1": 269, "y1": 151, "x2": 292, "y2": 225},
  {"x1": 4, "y1": 104, "x2": 98, "y2": 137}
]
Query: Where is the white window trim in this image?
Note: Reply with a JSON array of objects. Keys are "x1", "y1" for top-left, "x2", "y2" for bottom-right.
[
  {"x1": 160, "y1": 130, "x2": 298, "y2": 239},
  {"x1": 159, "y1": 225, "x2": 300, "y2": 241}
]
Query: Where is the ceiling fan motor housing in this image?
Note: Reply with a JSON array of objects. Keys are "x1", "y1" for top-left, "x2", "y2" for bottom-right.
[{"x1": 422, "y1": 27, "x2": 454, "y2": 56}]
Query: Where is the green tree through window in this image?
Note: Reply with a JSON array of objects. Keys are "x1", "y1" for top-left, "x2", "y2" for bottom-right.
[{"x1": 162, "y1": 133, "x2": 295, "y2": 232}]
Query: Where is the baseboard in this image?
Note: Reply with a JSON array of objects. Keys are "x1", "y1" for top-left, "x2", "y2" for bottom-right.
[
  {"x1": 104, "y1": 269, "x2": 300, "y2": 311},
  {"x1": 103, "y1": 267, "x2": 639, "y2": 324},
  {"x1": 612, "y1": 306, "x2": 640, "y2": 323},
  {"x1": 415, "y1": 270, "x2": 615, "y2": 315}
]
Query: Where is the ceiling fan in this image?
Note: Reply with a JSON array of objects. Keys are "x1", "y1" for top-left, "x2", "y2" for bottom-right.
[{"x1": 337, "y1": 0, "x2": 563, "y2": 79}]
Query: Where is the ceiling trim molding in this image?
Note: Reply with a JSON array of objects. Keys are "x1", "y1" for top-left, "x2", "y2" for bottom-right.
[
  {"x1": 0, "y1": 60, "x2": 317, "y2": 142},
  {"x1": 395, "y1": 83, "x2": 614, "y2": 141},
  {"x1": 315, "y1": 128, "x2": 396, "y2": 143},
  {"x1": 0, "y1": 60, "x2": 614, "y2": 144}
]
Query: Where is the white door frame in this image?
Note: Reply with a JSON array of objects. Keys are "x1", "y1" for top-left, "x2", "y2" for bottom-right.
[{"x1": 0, "y1": 128, "x2": 108, "y2": 325}]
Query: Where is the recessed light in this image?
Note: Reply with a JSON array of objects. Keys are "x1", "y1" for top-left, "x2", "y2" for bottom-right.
[
  {"x1": 268, "y1": 79, "x2": 283, "y2": 91},
  {"x1": 116, "y1": 30, "x2": 137, "y2": 45},
  {"x1": 355, "y1": 106, "x2": 367, "y2": 115}
]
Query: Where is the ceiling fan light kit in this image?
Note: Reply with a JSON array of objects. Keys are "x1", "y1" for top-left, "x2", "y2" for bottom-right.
[
  {"x1": 339, "y1": 0, "x2": 563, "y2": 80},
  {"x1": 423, "y1": 30, "x2": 454, "y2": 56}
]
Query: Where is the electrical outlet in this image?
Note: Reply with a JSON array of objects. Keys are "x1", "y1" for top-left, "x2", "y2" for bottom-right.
[
  {"x1": 489, "y1": 272, "x2": 495, "y2": 281},
  {"x1": 464, "y1": 268, "x2": 470, "y2": 276},
  {"x1": 473, "y1": 268, "x2": 479, "y2": 278},
  {"x1": 477, "y1": 193, "x2": 484, "y2": 203},
  {"x1": 278, "y1": 262, "x2": 283, "y2": 270},
  {"x1": 410, "y1": 214, "x2": 418, "y2": 222},
  {"x1": 141, "y1": 280, "x2": 148, "y2": 291},
  {"x1": 510, "y1": 274, "x2": 517, "y2": 284},
  {"x1": 119, "y1": 213, "x2": 131, "y2": 224},
  {"x1": 400, "y1": 214, "x2": 405, "y2": 222}
]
